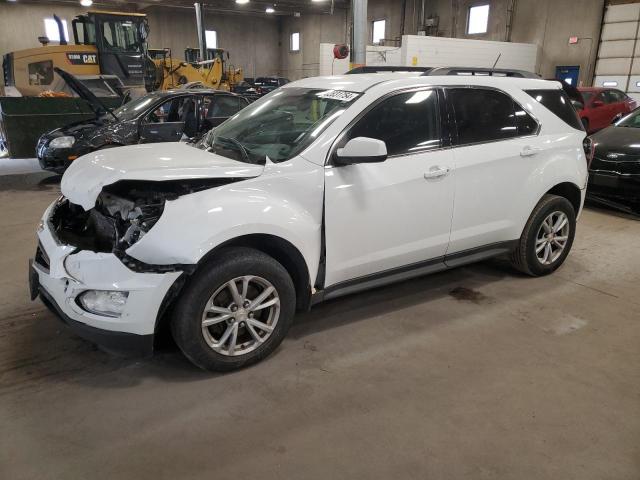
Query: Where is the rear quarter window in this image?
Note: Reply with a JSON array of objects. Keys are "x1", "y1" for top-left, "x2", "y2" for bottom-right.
[{"x1": 525, "y1": 89, "x2": 584, "y2": 131}]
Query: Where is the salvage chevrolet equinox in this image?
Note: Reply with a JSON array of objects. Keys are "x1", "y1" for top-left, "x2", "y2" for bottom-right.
[{"x1": 30, "y1": 74, "x2": 590, "y2": 371}]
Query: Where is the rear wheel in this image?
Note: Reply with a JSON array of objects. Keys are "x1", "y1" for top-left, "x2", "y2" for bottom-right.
[
  {"x1": 510, "y1": 194, "x2": 576, "y2": 276},
  {"x1": 171, "y1": 247, "x2": 296, "y2": 372}
]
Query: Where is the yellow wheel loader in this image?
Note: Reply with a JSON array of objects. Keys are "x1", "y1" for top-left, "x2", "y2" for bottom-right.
[
  {"x1": 147, "y1": 47, "x2": 243, "y2": 92},
  {"x1": 3, "y1": 11, "x2": 150, "y2": 97},
  {"x1": 2, "y1": 10, "x2": 243, "y2": 97}
]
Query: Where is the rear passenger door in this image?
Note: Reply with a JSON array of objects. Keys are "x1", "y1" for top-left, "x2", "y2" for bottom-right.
[{"x1": 446, "y1": 87, "x2": 540, "y2": 254}]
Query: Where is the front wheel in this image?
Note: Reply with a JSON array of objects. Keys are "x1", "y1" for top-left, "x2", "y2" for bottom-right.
[
  {"x1": 171, "y1": 247, "x2": 296, "y2": 372},
  {"x1": 510, "y1": 194, "x2": 576, "y2": 276}
]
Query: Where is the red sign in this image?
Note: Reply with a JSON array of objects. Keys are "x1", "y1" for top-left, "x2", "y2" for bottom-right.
[{"x1": 569, "y1": 36, "x2": 579, "y2": 44}]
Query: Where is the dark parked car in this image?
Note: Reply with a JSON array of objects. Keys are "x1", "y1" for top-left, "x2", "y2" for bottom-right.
[
  {"x1": 37, "y1": 70, "x2": 249, "y2": 173},
  {"x1": 253, "y1": 77, "x2": 290, "y2": 95},
  {"x1": 588, "y1": 107, "x2": 640, "y2": 212}
]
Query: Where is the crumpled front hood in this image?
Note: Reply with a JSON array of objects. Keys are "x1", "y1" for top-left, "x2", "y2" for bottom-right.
[{"x1": 61, "y1": 142, "x2": 265, "y2": 209}]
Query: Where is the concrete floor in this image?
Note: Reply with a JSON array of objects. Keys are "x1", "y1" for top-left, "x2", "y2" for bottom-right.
[{"x1": 1, "y1": 172, "x2": 639, "y2": 480}]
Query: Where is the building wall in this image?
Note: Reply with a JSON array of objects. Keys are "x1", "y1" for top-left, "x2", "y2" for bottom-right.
[
  {"x1": 510, "y1": 0, "x2": 604, "y2": 84},
  {"x1": 0, "y1": 0, "x2": 607, "y2": 87},
  {"x1": 279, "y1": 11, "x2": 349, "y2": 80},
  {"x1": 146, "y1": 7, "x2": 279, "y2": 80},
  {"x1": 0, "y1": 2, "x2": 279, "y2": 85},
  {"x1": 361, "y1": 0, "x2": 605, "y2": 86}
]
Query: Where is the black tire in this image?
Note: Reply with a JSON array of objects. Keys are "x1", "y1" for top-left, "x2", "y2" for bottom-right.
[
  {"x1": 171, "y1": 247, "x2": 296, "y2": 372},
  {"x1": 510, "y1": 194, "x2": 576, "y2": 276}
]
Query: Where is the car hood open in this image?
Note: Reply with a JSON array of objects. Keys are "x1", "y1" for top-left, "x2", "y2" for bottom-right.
[
  {"x1": 54, "y1": 67, "x2": 115, "y2": 119},
  {"x1": 61, "y1": 142, "x2": 265, "y2": 210}
]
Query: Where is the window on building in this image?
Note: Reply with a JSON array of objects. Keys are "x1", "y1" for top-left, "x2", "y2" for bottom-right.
[
  {"x1": 290, "y1": 32, "x2": 300, "y2": 52},
  {"x1": 372, "y1": 19, "x2": 386, "y2": 44},
  {"x1": 44, "y1": 18, "x2": 69, "y2": 42},
  {"x1": 467, "y1": 4, "x2": 489, "y2": 35},
  {"x1": 205, "y1": 30, "x2": 217, "y2": 49}
]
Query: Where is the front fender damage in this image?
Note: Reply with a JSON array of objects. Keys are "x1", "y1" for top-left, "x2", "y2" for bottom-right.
[{"x1": 51, "y1": 178, "x2": 245, "y2": 272}]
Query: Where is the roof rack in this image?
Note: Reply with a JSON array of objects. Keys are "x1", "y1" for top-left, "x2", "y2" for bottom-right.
[
  {"x1": 345, "y1": 66, "x2": 433, "y2": 74},
  {"x1": 424, "y1": 67, "x2": 539, "y2": 78}
]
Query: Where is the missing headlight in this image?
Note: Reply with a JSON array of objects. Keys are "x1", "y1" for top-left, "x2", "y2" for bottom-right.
[{"x1": 51, "y1": 178, "x2": 243, "y2": 255}]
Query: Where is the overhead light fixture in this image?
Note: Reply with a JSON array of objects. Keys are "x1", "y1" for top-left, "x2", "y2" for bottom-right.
[
  {"x1": 266, "y1": 7, "x2": 275, "y2": 13},
  {"x1": 236, "y1": 0, "x2": 249, "y2": 4},
  {"x1": 80, "y1": 0, "x2": 93, "y2": 5}
]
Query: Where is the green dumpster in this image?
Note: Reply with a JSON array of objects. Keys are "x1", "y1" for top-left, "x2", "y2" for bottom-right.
[{"x1": 0, "y1": 97, "x2": 121, "y2": 158}]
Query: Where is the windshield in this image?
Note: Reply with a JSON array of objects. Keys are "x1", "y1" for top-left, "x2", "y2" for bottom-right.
[
  {"x1": 196, "y1": 87, "x2": 361, "y2": 164},
  {"x1": 111, "y1": 93, "x2": 163, "y2": 121},
  {"x1": 617, "y1": 108, "x2": 640, "y2": 128},
  {"x1": 100, "y1": 19, "x2": 144, "y2": 53}
]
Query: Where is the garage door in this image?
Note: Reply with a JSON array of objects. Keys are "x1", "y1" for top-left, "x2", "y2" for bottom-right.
[{"x1": 593, "y1": 2, "x2": 640, "y2": 101}]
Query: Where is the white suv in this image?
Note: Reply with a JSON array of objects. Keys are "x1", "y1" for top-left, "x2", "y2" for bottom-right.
[{"x1": 30, "y1": 74, "x2": 589, "y2": 371}]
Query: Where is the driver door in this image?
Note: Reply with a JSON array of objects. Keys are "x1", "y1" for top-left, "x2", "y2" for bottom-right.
[
  {"x1": 139, "y1": 96, "x2": 193, "y2": 143},
  {"x1": 323, "y1": 89, "x2": 455, "y2": 287}
]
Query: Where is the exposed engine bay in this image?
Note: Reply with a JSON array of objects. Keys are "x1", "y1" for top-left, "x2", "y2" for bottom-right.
[{"x1": 51, "y1": 178, "x2": 242, "y2": 257}]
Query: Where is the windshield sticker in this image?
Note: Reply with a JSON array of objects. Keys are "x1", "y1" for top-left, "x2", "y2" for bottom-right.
[{"x1": 316, "y1": 90, "x2": 360, "y2": 102}]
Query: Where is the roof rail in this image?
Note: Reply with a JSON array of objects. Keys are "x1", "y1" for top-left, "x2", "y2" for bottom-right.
[
  {"x1": 424, "y1": 67, "x2": 539, "y2": 78},
  {"x1": 346, "y1": 66, "x2": 433, "y2": 74}
]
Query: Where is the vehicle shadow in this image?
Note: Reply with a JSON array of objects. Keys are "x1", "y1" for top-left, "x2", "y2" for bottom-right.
[
  {"x1": 3, "y1": 252, "x2": 538, "y2": 395},
  {"x1": 290, "y1": 258, "x2": 516, "y2": 340},
  {"x1": 584, "y1": 198, "x2": 639, "y2": 221},
  {"x1": 0, "y1": 172, "x2": 61, "y2": 192}
]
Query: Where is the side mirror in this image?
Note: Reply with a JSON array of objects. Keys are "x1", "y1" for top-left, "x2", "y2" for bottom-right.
[
  {"x1": 611, "y1": 113, "x2": 623, "y2": 124},
  {"x1": 592, "y1": 100, "x2": 604, "y2": 108},
  {"x1": 334, "y1": 137, "x2": 387, "y2": 166}
]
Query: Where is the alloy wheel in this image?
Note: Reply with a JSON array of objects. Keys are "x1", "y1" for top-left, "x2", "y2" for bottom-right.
[
  {"x1": 535, "y1": 211, "x2": 570, "y2": 265},
  {"x1": 201, "y1": 275, "x2": 280, "y2": 356}
]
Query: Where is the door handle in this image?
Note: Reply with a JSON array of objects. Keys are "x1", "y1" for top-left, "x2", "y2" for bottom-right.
[
  {"x1": 424, "y1": 166, "x2": 451, "y2": 179},
  {"x1": 520, "y1": 146, "x2": 541, "y2": 157}
]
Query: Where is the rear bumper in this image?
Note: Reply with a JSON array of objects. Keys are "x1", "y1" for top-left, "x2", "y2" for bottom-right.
[{"x1": 30, "y1": 201, "x2": 183, "y2": 355}]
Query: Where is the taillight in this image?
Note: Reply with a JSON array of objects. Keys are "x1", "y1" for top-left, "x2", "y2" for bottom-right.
[{"x1": 583, "y1": 136, "x2": 595, "y2": 169}]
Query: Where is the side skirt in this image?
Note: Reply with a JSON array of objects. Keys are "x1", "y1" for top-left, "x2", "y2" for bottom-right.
[{"x1": 311, "y1": 240, "x2": 517, "y2": 306}]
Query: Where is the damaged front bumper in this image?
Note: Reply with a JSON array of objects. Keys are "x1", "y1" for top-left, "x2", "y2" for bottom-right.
[{"x1": 30, "y1": 201, "x2": 183, "y2": 356}]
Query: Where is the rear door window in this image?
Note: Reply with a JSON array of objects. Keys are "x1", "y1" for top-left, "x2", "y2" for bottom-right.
[
  {"x1": 448, "y1": 88, "x2": 522, "y2": 144},
  {"x1": 525, "y1": 89, "x2": 584, "y2": 131},
  {"x1": 606, "y1": 90, "x2": 625, "y2": 103},
  {"x1": 205, "y1": 95, "x2": 240, "y2": 118}
]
